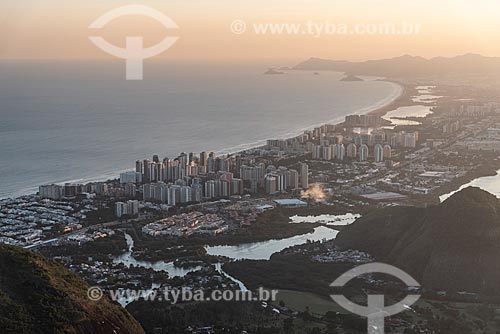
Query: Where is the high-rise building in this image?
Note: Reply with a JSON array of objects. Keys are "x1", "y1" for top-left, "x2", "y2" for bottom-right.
[
  {"x1": 219, "y1": 171, "x2": 233, "y2": 182},
  {"x1": 265, "y1": 174, "x2": 278, "y2": 194},
  {"x1": 39, "y1": 184, "x2": 63, "y2": 200},
  {"x1": 372, "y1": 131, "x2": 386, "y2": 145},
  {"x1": 220, "y1": 180, "x2": 230, "y2": 197},
  {"x1": 383, "y1": 145, "x2": 392, "y2": 159},
  {"x1": 199, "y1": 151, "x2": 208, "y2": 166},
  {"x1": 312, "y1": 145, "x2": 322, "y2": 160},
  {"x1": 403, "y1": 133, "x2": 417, "y2": 148},
  {"x1": 388, "y1": 133, "x2": 398, "y2": 147},
  {"x1": 334, "y1": 144, "x2": 345, "y2": 161},
  {"x1": 135, "y1": 160, "x2": 143, "y2": 173},
  {"x1": 115, "y1": 202, "x2": 126, "y2": 218},
  {"x1": 124, "y1": 183, "x2": 136, "y2": 197},
  {"x1": 300, "y1": 163, "x2": 309, "y2": 189},
  {"x1": 240, "y1": 164, "x2": 266, "y2": 193},
  {"x1": 120, "y1": 171, "x2": 141, "y2": 184},
  {"x1": 93, "y1": 183, "x2": 108, "y2": 195},
  {"x1": 374, "y1": 144, "x2": 384, "y2": 162},
  {"x1": 178, "y1": 152, "x2": 188, "y2": 167},
  {"x1": 186, "y1": 161, "x2": 198, "y2": 177},
  {"x1": 143, "y1": 159, "x2": 151, "y2": 183},
  {"x1": 359, "y1": 144, "x2": 369, "y2": 162},
  {"x1": 116, "y1": 200, "x2": 139, "y2": 218},
  {"x1": 191, "y1": 184, "x2": 203, "y2": 202},
  {"x1": 322, "y1": 145, "x2": 333, "y2": 160},
  {"x1": 230, "y1": 178, "x2": 243, "y2": 195},
  {"x1": 219, "y1": 157, "x2": 231, "y2": 172},
  {"x1": 189, "y1": 152, "x2": 198, "y2": 163},
  {"x1": 204, "y1": 180, "x2": 216, "y2": 198},
  {"x1": 276, "y1": 167, "x2": 290, "y2": 191},
  {"x1": 128, "y1": 200, "x2": 139, "y2": 215},
  {"x1": 334, "y1": 134, "x2": 343, "y2": 144},
  {"x1": 168, "y1": 186, "x2": 180, "y2": 206},
  {"x1": 180, "y1": 186, "x2": 192, "y2": 203},
  {"x1": 346, "y1": 143, "x2": 357, "y2": 158},
  {"x1": 207, "y1": 156, "x2": 215, "y2": 173},
  {"x1": 289, "y1": 169, "x2": 299, "y2": 189},
  {"x1": 63, "y1": 183, "x2": 81, "y2": 197}
]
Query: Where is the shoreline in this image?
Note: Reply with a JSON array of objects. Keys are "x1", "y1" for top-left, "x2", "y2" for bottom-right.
[
  {"x1": 218, "y1": 78, "x2": 404, "y2": 154},
  {"x1": 431, "y1": 166, "x2": 500, "y2": 203},
  {"x1": 1, "y1": 79, "x2": 405, "y2": 200},
  {"x1": 368, "y1": 80, "x2": 418, "y2": 116}
]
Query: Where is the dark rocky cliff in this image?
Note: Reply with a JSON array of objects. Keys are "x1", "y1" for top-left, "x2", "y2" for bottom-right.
[
  {"x1": 336, "y1": 187, "x2": 500, "y2": 294},
  {"x1": 0, "y1": 244, "x2": 144, "y2": 334}
]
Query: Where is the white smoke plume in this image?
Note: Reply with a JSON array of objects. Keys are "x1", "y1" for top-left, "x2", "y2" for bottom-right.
[{"x1": 300, "y1": 184, "x2": 327, "y2": 202}]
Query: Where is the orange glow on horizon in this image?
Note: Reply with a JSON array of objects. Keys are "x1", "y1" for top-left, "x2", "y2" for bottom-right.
[{"x1": 2, "y1": 0, "x2": 500, "y2": 61}]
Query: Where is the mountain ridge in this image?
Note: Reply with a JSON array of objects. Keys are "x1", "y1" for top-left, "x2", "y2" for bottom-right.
[
  {"x1": 0, "y1": 244, "x2": 144, "y2": 334},
  {"x1": 294, "y1": 53, "x2": 500, "y2": 77},
  {"x1": 335, "y1": 187, "x2": 500, "y2": 295}
]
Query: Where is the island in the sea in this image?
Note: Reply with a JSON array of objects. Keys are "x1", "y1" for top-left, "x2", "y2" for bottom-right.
[
  {"x1": 340, "y1": 74, "x2": 363, "y2": 81},
  {"x1": 264, "y1": 68, "x2": 285, "y2": 75}
]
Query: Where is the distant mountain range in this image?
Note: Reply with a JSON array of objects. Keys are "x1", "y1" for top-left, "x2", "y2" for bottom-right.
[
  {"x1": 336, "y1": 187, "x2": 500, "y2": 295},
  {"x1": 0, "y1": 244, "x2": 144, "y2": 334},
  {"x1": 294, "y1": 54, "x2": 500, "y2": 78}
]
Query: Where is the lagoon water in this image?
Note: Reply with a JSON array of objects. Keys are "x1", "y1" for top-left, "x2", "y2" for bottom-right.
[
  {"x1": 205, "y1": 226, "x2": 339, "y2": 260},
  {"x1": 114, "y1": 227, "x2": 338, "y2": 305},
  {"x1": 0, "y1": 61, "x2": 401, "y2": 198},
  {"x1": 383, "y1": 85, "x2": 439, "y2": 126},
  {"x1": 440, "y1": 169, "x2": 500, "y2": 202},
  {"x1": 289, "y1": 213, "x2": 361, "y2": 226},
  {"x1": 113, "y1": 233, "x2": 201, "y2": 277},
  {"x1": 383, "y1": 105, "x2": 433, "y2": 126}
]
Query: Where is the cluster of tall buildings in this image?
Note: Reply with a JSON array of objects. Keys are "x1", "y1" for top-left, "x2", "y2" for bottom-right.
[
  {"x1": 352, "y1": 130, "x2": 418, "y2": 148},
  {"x1": 263, "y1": 163, "x2": 308, "y2": 194},
  {"x1": 39, "y1": 183, "x2": 108, "y2": 200},
  {"x1": 265, "y1": 121, "x2": 418, "y2": 161},
  {"x1": 450, "y1": 103, "x2": 500, "y2": 118},
  {"x1": 134, "y1": 152, "x2": 238, "y2": 184},
  {"x1": 115, "y1": 200, "x2": 139, "y2": 218},
  {"x1": 345, "y1": 114, "x2": 383, "y2": 127},
  {"x1": 442, "y1": 120, "x2": 462, "y2": 134},
  {"x1": 310, "y1": 142, "x2": 392, "y2": 162},
  {"x1": 311, "y1": 144, "x2": 346, "y2": 161},
  {"x1": 239, "y1": 162, "x2": 308, "y2": 194},
  {"x1": 123, "y1": 152, "x2": 309, "y2": 204},
  {"x1": 142, "y1": 177, "x2": 243, "y2": 205},
  {"x1": 125, "y1": 152, "x2": 243, "y2": 204}
]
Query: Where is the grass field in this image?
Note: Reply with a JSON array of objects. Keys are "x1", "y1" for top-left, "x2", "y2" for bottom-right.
[{"x1": 275, "y1": 289, "x2": 346, "y2": 315}]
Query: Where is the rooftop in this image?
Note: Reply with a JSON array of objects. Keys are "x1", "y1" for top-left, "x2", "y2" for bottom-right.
[{"x1": 273, "y1": 199, "x2": 308, "y2": 206}]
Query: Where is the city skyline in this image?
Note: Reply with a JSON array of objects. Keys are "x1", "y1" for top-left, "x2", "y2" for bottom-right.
[{"x1": 3, "y1": 2, "x2": 500, "y2": 333}]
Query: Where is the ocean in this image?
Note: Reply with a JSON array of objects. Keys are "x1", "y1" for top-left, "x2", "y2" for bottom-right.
[{"x1": 0, "y1": 61, "x2": 401, "y2": 199}]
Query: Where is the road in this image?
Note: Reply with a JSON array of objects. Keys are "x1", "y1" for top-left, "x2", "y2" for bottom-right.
[{"x1": 24, "y1": 217, "x2": 144, "y2": 250}]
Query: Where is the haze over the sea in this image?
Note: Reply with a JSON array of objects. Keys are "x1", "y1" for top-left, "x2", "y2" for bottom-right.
[{"x1": 0, "y1": 61, "x2": 401, "y2": 198}]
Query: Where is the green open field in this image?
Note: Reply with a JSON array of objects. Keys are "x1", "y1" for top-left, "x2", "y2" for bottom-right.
[{"x1": 275, "y1": 289, "x2": 346, "y2": 315}]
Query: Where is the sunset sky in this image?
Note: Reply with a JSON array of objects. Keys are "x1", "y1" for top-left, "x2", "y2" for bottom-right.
[{"x1": 1, "y1": 0, "x2": 500, "y2": 61}]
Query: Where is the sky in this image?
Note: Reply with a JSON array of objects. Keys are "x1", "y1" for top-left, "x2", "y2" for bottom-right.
[{"x1": 1, "y1": 0, "x2": 500, "y2": 61}]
